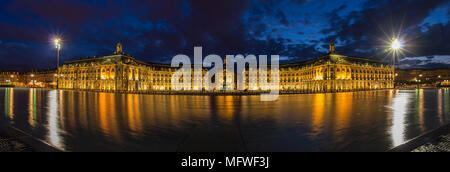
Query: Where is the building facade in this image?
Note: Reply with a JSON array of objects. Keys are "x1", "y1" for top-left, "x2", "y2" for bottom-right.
[
  {"x1": 57, "y1": 42, "x2": 395, "y2": 93},
  {"x1": 395, "y1": 68, "x2": 450, "y2": 87},
  {"x1": 0, "y1": 71, "x2": 20, "y2": 87},
  {"x1": 24, "y1": 69, "x2": 58, "y2": 88},
  {"x1": 59, "y1": 43, "x2": 176, "y2": 91},
  {"x1": 280, "y1": 42, "x2": 394, "y2": 92},
  {"x1": 1, "y1": 70, "x2": 57, "y2": 88}
]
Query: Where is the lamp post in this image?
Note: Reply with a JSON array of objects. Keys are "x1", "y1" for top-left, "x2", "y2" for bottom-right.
[
  {"x1": 391, "y1": 38, "x2": 402, "y2": 67},
  {"x1": 55, "y1": 38, "x2": 61, "y2": 89},
  {"x1": 390, "y1": 38, "x2": 403, "y2": 89}
]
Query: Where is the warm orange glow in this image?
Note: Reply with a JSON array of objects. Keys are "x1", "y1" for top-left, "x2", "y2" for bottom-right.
[
  {"x1": 54, "y1": 43, "x2": 394, "y2": 93},
  {"x1": 28, "y1": 89, "x2": 37, "y2": 127},
  {"x1": 5, "y1": 88, "x2": 14, "y2": 119},
  {"x1": 417, "y1": 89, "x2": 424, "y2": 132},
  {"x1": 335, "y1": 92, "x2": 352, "y2": 131},
  {"x1": 127, "y1": 94, "x2": 143, "y2": 136},
  {"x1": 315, "y1": 74, "x2": 323, "y2": 80},
  {"x1": 216, "y1": 96, "x2": 235, "y2": 120},
  {"x1": 311, "y1": 94, "x2": 325, "y2": 138},
  {"x1": 99, "y1": 93, "x2": 121, "y2": 142}
]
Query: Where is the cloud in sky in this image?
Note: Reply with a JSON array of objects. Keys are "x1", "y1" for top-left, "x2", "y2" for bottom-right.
[
  {"x1": 0, "y1": 0, "x2": 448, "y2": 70},
  {"x1": 398, "y1": 55, "x2": 450, "y2": 69}
]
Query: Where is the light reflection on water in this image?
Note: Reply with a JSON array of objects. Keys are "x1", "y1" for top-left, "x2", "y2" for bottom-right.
[
  {"x1": 0, "y1": 88, "x2": 449, "y2": 152},
  {"x1": 47, "y1": 90, "x2": 63, "y2": 149},
  {"x1": 387, "y1": 90, "x2": 409, "y2": 147},
  {"x1": 28, "y1": 88, "x2": 37, "y2": 127},
  {"x1": 4, "y1": 88, "x2": 14, "y2": 119}
]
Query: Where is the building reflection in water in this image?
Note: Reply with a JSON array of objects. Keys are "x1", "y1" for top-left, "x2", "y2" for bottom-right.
[
  {"x1": 415, "y1": 89, "x2": 425, "y2": 132},
  {"x1": 59, "y1": 90, "x2": 65, "y2": 130},
  {"x1": 46, "y1": 90, "x2": 64, "y2": 149},
  {"x1": 127, "y1": 94, "x2": 143, "y2": 137},
  {"x1": 437, "y1": 89, "x2": 443, "y2": 124},
  {"x1": 28, "y1": 88, "x2": 37, "y2": 127},
  {"x1": 445, "y1": 89, "x2": 450, "y2": 120},
  {"x1": 1, "y1": 88, "x2": 449, "y2": 152},
  {"x1": 216, "y1": 96, "x2": 235, "y2": 121},
  {"x1": 311, "y1": 93, "x2": 325, "y2": 138},
  {"x1": 98, "y1": 93, "x2": 122, "y2": 142},
  {"x1": 389, "y1": 90, "x2": 410, "y2": 147},
  {"x1": 335, "y1": 92, "x2": 352, "y2": 132},
  {"x1": 4, "y1": 88, "x2": 14, "y2": 119}
]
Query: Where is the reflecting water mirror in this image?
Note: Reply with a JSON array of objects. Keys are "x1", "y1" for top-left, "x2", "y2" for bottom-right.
[{"x1": 0, "y1": 88, "x2": 449, "y2": 151}]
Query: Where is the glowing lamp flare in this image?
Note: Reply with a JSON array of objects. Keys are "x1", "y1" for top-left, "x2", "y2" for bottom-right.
[
  {"x1": 54, "y1": 38, "x2": 61, "y2": 49},
  {"x1": 391, "y1": 39, "x2": 402, "y2": 50}
]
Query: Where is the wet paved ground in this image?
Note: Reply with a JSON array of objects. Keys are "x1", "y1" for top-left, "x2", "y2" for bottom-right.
[
  {"x1": 412, "y1": 133, "x2": 450, "y2": 152},
  {"x1": 389, "y1": 123, "x2": 450, "y2": 152},
  {"x1": 0, "y1": 130, "x2": 33, "y2": 152}
]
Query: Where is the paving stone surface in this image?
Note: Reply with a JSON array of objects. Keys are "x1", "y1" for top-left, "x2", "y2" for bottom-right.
[
  {"x1": 0, "y1": 131, "x2": 33, "y2": 152},
  {"x1": 412, "y1": 134, "x2": 450, "y2": 152}
]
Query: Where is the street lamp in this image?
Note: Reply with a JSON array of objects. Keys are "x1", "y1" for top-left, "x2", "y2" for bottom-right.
[
  {"x1": 391, "y1": 39, "x2": 402, "y2": 50},
  {"x1": 390, "y1": 38, "x2": 403, "y2": 67},
  {"x1": 54, "y1": 38, "x2": 61, "y2": 89}
]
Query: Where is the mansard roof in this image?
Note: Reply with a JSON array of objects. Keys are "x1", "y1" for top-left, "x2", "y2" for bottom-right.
[
  {"x1": 62, "y1": 42, "x2": 390, "y2": 71},
  {"x1": 62, "y1": 54, "x2": 171, "y2": 68},
  {"x1": 281, "y1": 52, "x2": 390, "y2": 69}
]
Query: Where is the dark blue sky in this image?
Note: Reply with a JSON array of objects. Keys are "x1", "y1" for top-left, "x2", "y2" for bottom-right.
[{"x1": 0, "y1": 0, "x2": 449, "y2": 70}]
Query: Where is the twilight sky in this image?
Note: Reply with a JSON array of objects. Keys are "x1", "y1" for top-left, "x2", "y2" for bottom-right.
[{"x1": 0, "y1": 0, "x2": 449, "y2": 70}]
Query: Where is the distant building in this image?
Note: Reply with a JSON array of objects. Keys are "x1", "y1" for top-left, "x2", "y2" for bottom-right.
[
  {"x1": 0, "y1": 71, "x2": 20, "y2": 87},
  {"x1": 24, "y1": 69, "x2": 58, "y2": 88},
  {"x1": 0, "y1": 69, "x2": 57, "y2": 88},
  {"x1": 57, "y1": 42, "x2": 395, "y2": 93},
  {"x1": 395, "y1": 68, "x2": 450, "y2": 87}
]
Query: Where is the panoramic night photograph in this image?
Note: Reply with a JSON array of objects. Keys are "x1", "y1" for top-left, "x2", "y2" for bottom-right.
[{"x1": 0, "y1": 0, "x2": 449, "y2": 166}]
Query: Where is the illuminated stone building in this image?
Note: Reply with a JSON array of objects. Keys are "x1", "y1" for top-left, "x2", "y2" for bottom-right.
[
  {"x1": 0, "y1": 71, "x2": 20, "y2": 86},
  {"x1": 57, "y1": 42, "x2": 394, "y2": 93},
  {"x1": 279, "y1": 42, "x2": 395, "y2": 92},
  {"x1": 59, "y1": 43, "x2": 176, "y2": 91},
  {"x1": 24, "y1": 69, "x2": 58, "y2": 88},
  {"x1": 0, "y1": 70, "x2": 57, "y2": 87},
  {"x1": 395, "y1": 68, "x2": 450, "y2": 87}
]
